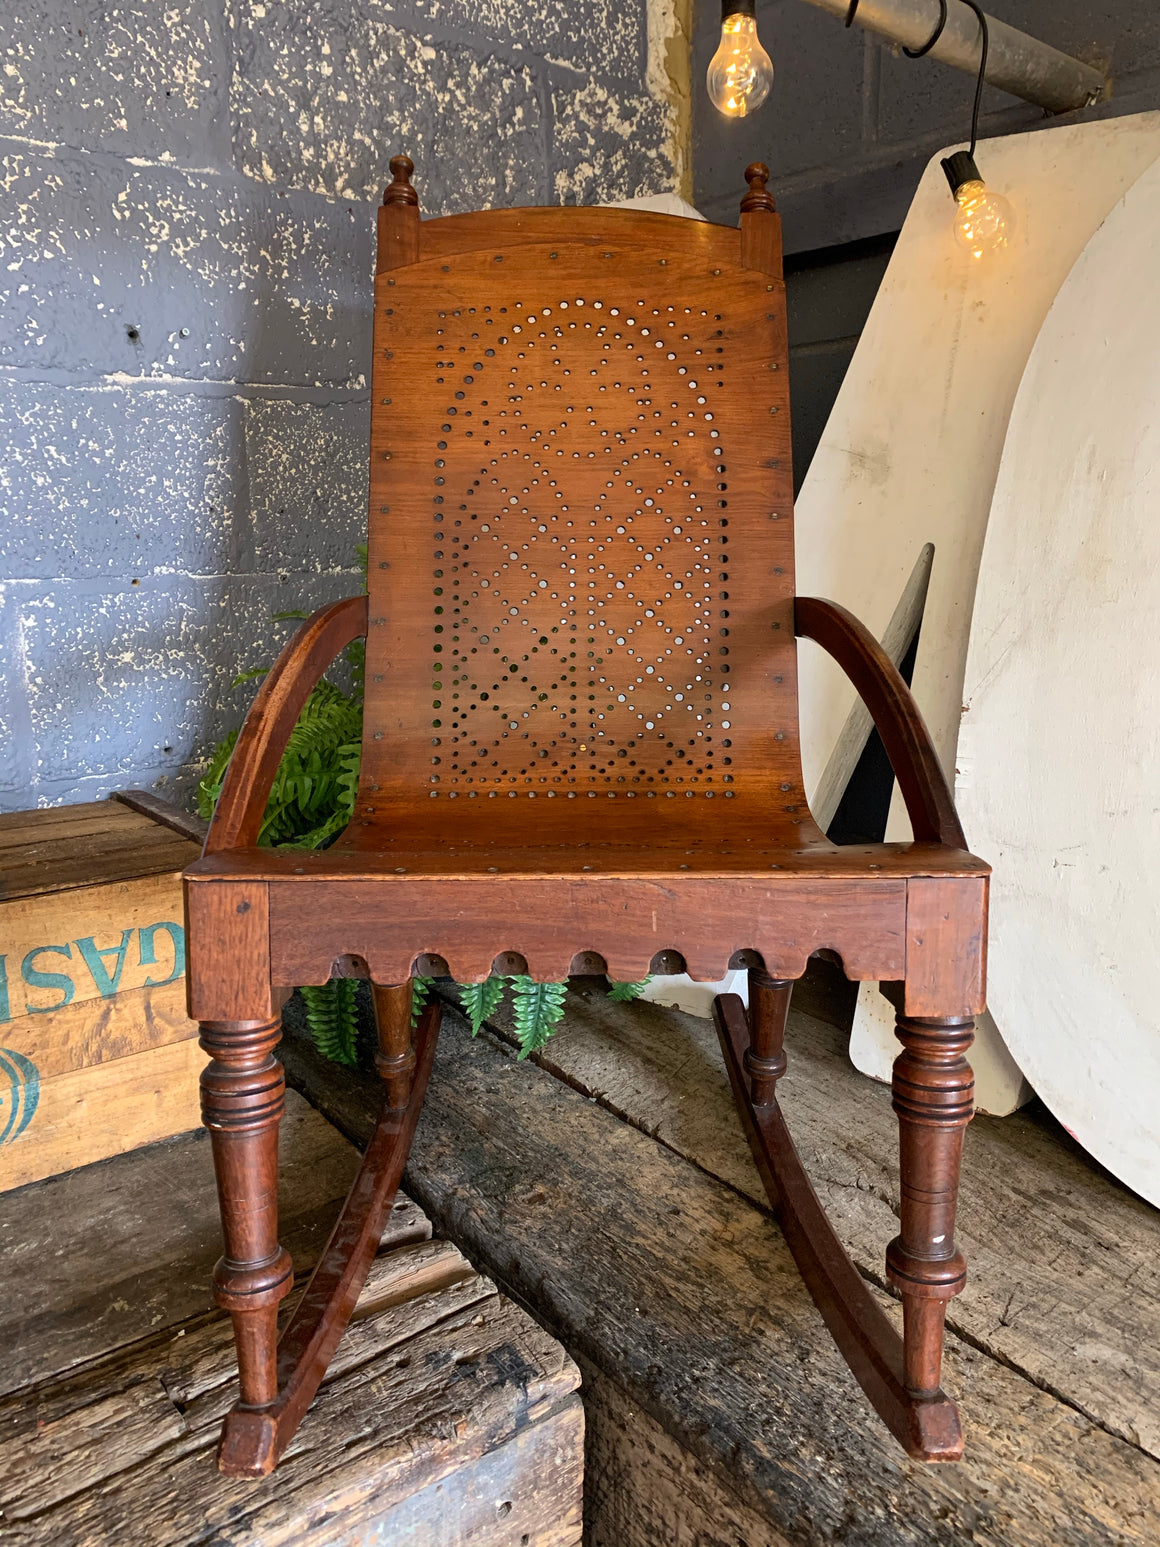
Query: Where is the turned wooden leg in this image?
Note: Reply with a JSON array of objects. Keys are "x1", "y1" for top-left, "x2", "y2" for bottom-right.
[
  {"x1": 745, "y1": 970, "x2": 792, "y2": 1106},
  {"x1": 372, "y1": 981, "x2": 416, "y2": 1110},
  {"x1": 887, "y1": 1014, "x2": 975, "y2": 1398},
  {"x1": 199, "y1": 1018, "x2": 294, "y2": 1428}
]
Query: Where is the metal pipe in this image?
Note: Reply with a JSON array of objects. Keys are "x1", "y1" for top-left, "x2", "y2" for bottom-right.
[{"x1": 798, "y1": 0, "x2": 1107, "y2": 115}]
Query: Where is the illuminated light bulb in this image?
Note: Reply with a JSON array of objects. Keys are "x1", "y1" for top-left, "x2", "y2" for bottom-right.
[
  {"x1": 707, "y1": 0, "x2": 773, "y2": 119},
  {"x1": 942, "y1": 151, "x2": 1015, "y2": 261}
]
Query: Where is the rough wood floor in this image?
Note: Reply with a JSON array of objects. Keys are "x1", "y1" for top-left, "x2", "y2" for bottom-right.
[
  {"x1": 280, "y1": 964, "x2": 1160, "y2": 1547},
  {"x1": 0, "y1": 1091, "x2": 583, "y2": 1545}
]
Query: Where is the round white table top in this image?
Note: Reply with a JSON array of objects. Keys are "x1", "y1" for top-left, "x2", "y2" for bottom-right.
[{"x1": 957, "y1": 153, "x2": 1160, "y2": 1205}]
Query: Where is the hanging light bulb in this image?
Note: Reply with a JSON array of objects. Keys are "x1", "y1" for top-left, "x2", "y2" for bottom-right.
[
  {"x1": 942, "y1": 151, "x2": 1016, "y2": 261},
  {"x1": 707, "y1": 0, "x2": 773, "y2": 119}
]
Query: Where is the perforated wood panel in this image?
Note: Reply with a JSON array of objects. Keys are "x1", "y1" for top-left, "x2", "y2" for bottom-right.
[{"x1": 359, "y1": 218, "x2": 806, "y2": 840}]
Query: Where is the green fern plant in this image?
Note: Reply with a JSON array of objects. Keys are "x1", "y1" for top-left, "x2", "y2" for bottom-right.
[
  {"x1": 459, "y1": 976, "x2": 507, "y2": 1038},
  {"x1": 606, "y1": 978, "x2": 653, "y2": 1003},
  {"x1": 454, "y1": 974, "x2": 651, "y2": 1058},
  {"x1": 410, "y1": 976, "x2": 435, "y2": 1028},
  {"x1": 197, "y1": 551, "x2": 653, "y2": 1067},
  {"x1": 507, "y1": 977, "x2": 569, "y2": 1056},
  {"x1": 299, "y1": 979, "x2": 360, "y2": 1067}
]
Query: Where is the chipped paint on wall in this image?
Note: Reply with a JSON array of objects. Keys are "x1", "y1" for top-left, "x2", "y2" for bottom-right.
[
  {"x1": 0, "y1": 0, "x2": 682, "y2": 811},
  {"x1": 648, "y1": 0, "x2": 693, "y2": 204}
]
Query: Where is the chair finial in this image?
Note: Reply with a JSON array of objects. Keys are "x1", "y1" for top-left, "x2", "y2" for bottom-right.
[
  {"x1": 385, "y1": 155, "x2": 419, "y2": 207},
  {"x1": 741, "y1": 162, "x2": 776, "y2": 215}
]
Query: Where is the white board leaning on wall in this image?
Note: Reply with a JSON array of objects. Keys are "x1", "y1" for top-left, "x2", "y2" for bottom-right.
[
  {"x1": 793, "y1": 114, "x2": 1160, "y2": 1113},
  {"x1": 955, "y1": 152, "x2": 1160, "y2": 1207}
]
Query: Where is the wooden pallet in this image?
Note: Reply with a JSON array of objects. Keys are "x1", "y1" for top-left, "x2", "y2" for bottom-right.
[
  {"x1": 0, "y1": 1090, "x2": 583, "y2": 1545},
  {"x1": 281, "y1": 968, "x2": 1160, "y2": 1547}
]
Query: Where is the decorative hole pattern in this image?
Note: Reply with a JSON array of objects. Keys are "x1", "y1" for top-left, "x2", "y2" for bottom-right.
[
  {"x1": 433, "y1": 297, "x2": 729, "y2": 797},
  {"x1": 366, "y1": 245, "x2": 796, "y2": 812}
]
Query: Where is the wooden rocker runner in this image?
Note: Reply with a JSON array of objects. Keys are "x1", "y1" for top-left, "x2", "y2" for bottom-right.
[{"x1": 185, "y1": 155, "x2": 988, "y2": 1476}]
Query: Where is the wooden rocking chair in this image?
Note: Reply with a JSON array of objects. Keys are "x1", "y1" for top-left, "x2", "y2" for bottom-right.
[{"x1": 185, "y1": 156, "x2": 987, "y2": 1477}]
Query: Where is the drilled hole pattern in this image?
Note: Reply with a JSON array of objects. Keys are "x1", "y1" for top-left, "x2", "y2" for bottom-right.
[{"x1": 366, "y1": 246, "x2": 796, "y2": 811}]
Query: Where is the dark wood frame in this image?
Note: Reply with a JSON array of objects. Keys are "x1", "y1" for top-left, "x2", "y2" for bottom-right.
[{"x1": 185, "y1": 158, "x2": 987, "y2": 1475}]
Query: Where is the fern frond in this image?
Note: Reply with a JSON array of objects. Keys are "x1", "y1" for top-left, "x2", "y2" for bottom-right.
[
  {"x1": 606, "y1": 976, "x2": 653, "y2": 1002},
  {"x1": 344, "y1": 637, "x2": 366, "y2": 694},
  {"x1": 410, "y1": 976, "x2": 435, "y2": 1027},
  {"x1": 230, "y1": 665, "x2": 270, "y2": 687},
  {"x1": 300, "y1": 979, "x2": 360, "y2": 1067},
  {"x1": 508, "y1": 976, "x2": 568, "y2": 1057},
  {"x1": 199, "y1": 545, "x2": 376, "y2": 1070},
  {"x1": 458, "y1": 976, "x2": 506, "y2": 1037},
  {"x1": 197, "y1": 729, "x2": 238, "y2": 821}
]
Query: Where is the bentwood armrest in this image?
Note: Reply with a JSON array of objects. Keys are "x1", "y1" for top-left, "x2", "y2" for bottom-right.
[
  {"x1": 203, "y1": 594, "x2": 369, "y2": 855},
  {"x1": 794, "y1": 596, "x2": 966, "y2": 850}
]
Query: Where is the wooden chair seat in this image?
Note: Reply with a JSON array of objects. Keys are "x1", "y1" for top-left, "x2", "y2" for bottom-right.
[
  {"x1": 185, "y1": 157, "x2": 988, "y2": 1480},
  {"x1": 196, "y1": 832, "x2": 985, "y2": 877},
  {"x1": 192, "y1": 836, "x2": 985, "y2": 988}
]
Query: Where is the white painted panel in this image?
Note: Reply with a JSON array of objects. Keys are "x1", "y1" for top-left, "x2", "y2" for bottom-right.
[
  {"x1": 956, "y1": 154, "x2": 1160, "y2": 1204},
  {"x1": 790, "y1": 114, "x2": 1160, "y2": 1111}
]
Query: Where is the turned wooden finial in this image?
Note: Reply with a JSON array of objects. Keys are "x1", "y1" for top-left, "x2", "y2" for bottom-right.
[
  {"x1": 741, "y1": 162, "x2": 776, "y2": 214},
  {"x1": 384, "y1": 154, "x2": 418, "y2": 207}
]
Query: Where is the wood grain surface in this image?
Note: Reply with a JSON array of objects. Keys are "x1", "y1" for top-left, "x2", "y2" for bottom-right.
[
  {"x1": 0, "y1": 978, "x2": 195, "y2": 1082},
  {"x1": 3, "y1": 872, "x2": 188, "y2": 1023},
  {"x1": 0, "y1": 1037, "x2": 204, "y2": 1192},
  {"x1": 0, "y1": 1084, "x2": 583, "y2": 1547},
  {"x1": 280, "y1": 997, "x2": 1160, "y2": 1545},
  {"x1": 0, "y1": 803, "x2": 199, "y2": 902},
  {"x1": 0, "y1": 1253, "x2": 581, "y2": 1546},
  {"x1": 485, "y1": 971, "x2": 1160, "y2": 1465},
  {"x1": 0, "y1": 1088, "x2": 427, "y2": 1396}
]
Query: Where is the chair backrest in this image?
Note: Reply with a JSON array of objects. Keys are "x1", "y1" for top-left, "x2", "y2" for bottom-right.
[{"x1": 357, "y1": 157, "x2": 809, "y2": 848}]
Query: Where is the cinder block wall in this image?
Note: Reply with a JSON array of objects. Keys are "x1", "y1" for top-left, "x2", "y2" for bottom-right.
[{"x1": 0, "y1": 0, "x2": 686, "y2": 812}]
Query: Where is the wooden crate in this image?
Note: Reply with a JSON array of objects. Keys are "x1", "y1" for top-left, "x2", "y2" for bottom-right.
[{"x1": 0, "y1": 794, "x2": 204, "y2": 1190}]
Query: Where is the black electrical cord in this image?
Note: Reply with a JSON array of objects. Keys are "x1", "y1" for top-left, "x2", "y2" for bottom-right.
[
  {"x1": 903, "y1": 0, "x2": 948, "y2": 57},
  {"x1": 959, "y1": 0, "x2": 990, "y2": 156},
  {"x1": 846, "y1": 0, "x2": 988, "y2": 153}
]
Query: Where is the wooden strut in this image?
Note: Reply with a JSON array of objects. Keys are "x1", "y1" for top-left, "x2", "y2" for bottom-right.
[
  {"x1": 713, "y1": 974, "x2": 971, "y2": 1461},
  {"x1": 207, "y1": 996, "x2": 442, "y2": 1477}
]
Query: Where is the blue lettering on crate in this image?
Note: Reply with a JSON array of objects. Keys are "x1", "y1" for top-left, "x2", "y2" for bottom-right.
[
  {"x1": 0, "y1": 924, "x2": 187, "y2": 1022},
  {"x1": 0, "y1": 1048, "x2": 40, "y2": 1145}
]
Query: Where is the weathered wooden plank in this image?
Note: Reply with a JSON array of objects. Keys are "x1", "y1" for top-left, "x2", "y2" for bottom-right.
[
  {"x1": 0, "y1": 813, "x2": 198, "y2": 900},
  {"x1": 0, "y1": 1088, "x2": 429, "y2": 1395},
  {"x1": 2, "y1": 1264, "x2": 580, "y2": 1547},
  {"x1": 172, "y1": 1240, "x2": 481, "y2": 1421},
  {"x1": 482, "y1": 971, "x2": 1160, "y2": 1464},
  {"x1": 0, "y1": 1241, "x2": 484, "y2": 1521},
  {"x1": 0, "y1": 1036, "x2": 204, "y2": 1192},
  {"x1": 582, "y1": 1358, "x2": 794, "y2": 1547},
  {"x1": 281, "y1": 1008, "x2": 1160, "y2": 1547},
  {"x1": 363, "y1": 1397, "x2": 584, "y2": 1547},
  {"x1": 109, "y1": 790, "x2": 208, "y2": 845},
  {"x1": 1, "y1": 872, "x2": 188, "y2": 1022},
  {"x1": 0, "y1": 978, "x2": 195, "y2": 1081},
  {"x1": 0, "y1": 805, "x2": 154, "y2": 849}
]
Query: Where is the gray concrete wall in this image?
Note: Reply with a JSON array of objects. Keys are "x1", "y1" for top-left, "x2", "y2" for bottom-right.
[
  {"x1": 0, "y1": 0, "x2": 682, "y2": 812},
  {"x1": 695, "y1": 1, "x2": 1160, "y2": 251}
]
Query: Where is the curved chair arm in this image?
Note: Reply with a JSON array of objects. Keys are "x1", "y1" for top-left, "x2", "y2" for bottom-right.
[
  {"x1": 794, "y1": 596, "x2": 966, "y2": 849},
  {"x1": 204, "y1": 594, "x2": 369, "y2": 855}
]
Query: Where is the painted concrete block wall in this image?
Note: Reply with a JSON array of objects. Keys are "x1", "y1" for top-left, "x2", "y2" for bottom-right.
[
  {"x1": 694, "y1": 0, "x2": 1160, "y2": 251},
  {"x1": 0, "y1": 0, "x2": 683, "y2": 812}
]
